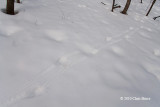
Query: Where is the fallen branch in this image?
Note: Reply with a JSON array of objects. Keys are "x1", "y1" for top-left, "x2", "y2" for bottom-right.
[
  {"x1": 153, "y1": 16, "x2": 160, "y2": 20},
  {"x1": 101, "y1": 2, "x2": 106, "y2": 5}
]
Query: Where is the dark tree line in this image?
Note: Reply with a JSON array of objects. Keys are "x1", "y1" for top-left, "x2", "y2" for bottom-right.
[
  {"x1": 5, "y1": 0, "x2": 159, "y2": 19},
  {"x1": 111, "y1": 0, "x2": 157, "y2": 18}
]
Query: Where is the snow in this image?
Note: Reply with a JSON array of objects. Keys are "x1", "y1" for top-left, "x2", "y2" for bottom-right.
[{"x1": 0, "y1": 0, "x2": 160, "y2": 107}]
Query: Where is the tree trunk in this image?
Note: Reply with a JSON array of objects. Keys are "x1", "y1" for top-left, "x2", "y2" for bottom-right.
[
  {"x1": 17, "y1": 0, "x2": 20, "y2": 3},
  {"x1": 7, "y1": 0, "x2": 14, "y2": 15},
  {"x1": 146, "y1": 0, "x2": 156, "y2": 16},
  {"x1": 121, "y1": 0, "x2": 131, "y2": 14},
  {"x1": 112, "y1": 0, "x2": 115, "y2": 12}
]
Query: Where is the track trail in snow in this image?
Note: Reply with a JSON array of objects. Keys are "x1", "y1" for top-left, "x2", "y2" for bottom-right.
[
  {"x1": 0, "y1": 12, "x2": 157, "y2": 107},
  {"x1": 1, "y1": 0, "x2": 160, "y2": 107},
  {"x1": 0, "y1": 25, "x2": 143, "y2": 107},
  {"x1": 0, "y1": 50, "x2": 88, "y2": 107}
]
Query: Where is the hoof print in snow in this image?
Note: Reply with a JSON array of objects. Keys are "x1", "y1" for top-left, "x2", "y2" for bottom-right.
[
  {"x1": 153, "y1": 49, "x2": 160, "y2": 56},
  {"x1": 78, "y1": 4, "x2": 87, "y2": 8},
  {"x1": 58, "y1": 52, "x2": 80, "y2": 67},
  {"x1": 124, "y1": 35, "x2": 130, "y2": 39},
  {"x1": 25, "y1": 86, "x2": 46, "y2": 99},
  {"x1": 106, "y1": 37, "x2": 112, "y2": 42},
  {"x1": 129, "y1": 27, "x2": 134, "y2": 30},
  {"x1": 58, "y1": 56, "x2": 70, "y2": 67},
  {"x1": 111, "y1": 46, "x2": 125, "y2": 56},
  {"x1": 57, "y1": 51, "x2": 86, "y2": 68},
  {"x1": 77, "y1": 44, "x2": 99, "y2": 55},
  {"x1": 45, "y1": 30, "x2": 67, "y2": 42}
]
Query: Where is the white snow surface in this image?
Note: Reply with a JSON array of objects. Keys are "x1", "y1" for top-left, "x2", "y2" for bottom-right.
[{"x1": 0, "y1": 0, "x2": 160, "y2": 107}]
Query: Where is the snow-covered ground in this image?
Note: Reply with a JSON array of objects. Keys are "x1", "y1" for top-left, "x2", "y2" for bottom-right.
[{"x1": 0, "y1": 0, "x2": 160, "y2": 107}]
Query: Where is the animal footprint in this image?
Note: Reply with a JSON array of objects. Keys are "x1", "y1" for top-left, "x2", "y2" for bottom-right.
[
  {"x1": 106, "y1": 36, "x2": 112, "y2": 42},
  {"x1": 78, "y1": 4, "x2": 87, "y2": 8},
  {"x1": 45, "y1": 30, "x2": 67, "y2": 42},
  {"x1": 153, "y1": 49, "x2": 160, "y2": 56},
  {"x1": 58, "y1": 51, "x2": 84, "y2": 67},
  {"x1": 76, "y1": 43, "x2": 99, "y2": 55},
  {"x1": 111, "y1": 46, "x2": 125, "y2": 56},
  {"x1": 25, "y1": 86, "x2": 46, "y2": 99}
]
